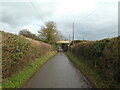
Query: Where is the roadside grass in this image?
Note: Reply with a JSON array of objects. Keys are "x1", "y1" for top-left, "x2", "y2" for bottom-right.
[
  {"x1": 2, "y1": 51, "x2": 57, "y2": 88},
  {"x1": 66, "y1": 51, "x2": 112, "y2": 88}
]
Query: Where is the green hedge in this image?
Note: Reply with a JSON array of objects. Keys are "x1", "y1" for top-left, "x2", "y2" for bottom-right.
[
  {"x1": 2, "y1": 31, "x2": 30, "y2": 78},
  {"x1": 2, "y1": 31, "x2": 53, "y2": 78},
  {"x1": 2, "y1": 51, "x2": 56, "y2": 88},
  {"x1": 70, "y1": 37, "x2": 120, "y2": 87}
]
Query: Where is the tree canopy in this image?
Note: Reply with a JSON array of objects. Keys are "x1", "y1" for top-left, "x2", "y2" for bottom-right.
[
  {"x1": 19, "y1": 21, "x2": 66, "y2": 45},
  {"x1": 38, "y1": 21, "x2": 64, "y2": 44}
]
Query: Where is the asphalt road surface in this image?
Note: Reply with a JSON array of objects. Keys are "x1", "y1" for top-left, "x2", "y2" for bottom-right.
[{"x1": 24, "y1": 53, "x2": 92, "y2": 88}]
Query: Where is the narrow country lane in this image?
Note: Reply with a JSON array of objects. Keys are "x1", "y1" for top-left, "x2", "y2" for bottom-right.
[{"x1": 24, "y1": 53, "x2": 92, "y2": 88}]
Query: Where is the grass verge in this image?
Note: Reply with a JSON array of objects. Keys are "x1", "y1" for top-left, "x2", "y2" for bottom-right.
[
  {"x1": 66, "y1": 51, "x2": 112, "y2": 88},
  {"x1": 2, "y1": 51, "x2": 57, "y2": 88}
]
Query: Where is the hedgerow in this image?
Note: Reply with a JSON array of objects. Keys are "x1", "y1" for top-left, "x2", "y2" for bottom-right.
[
  {"x1": 70, "y1": 37, "x2": 119, "y2": 87},
  {"x1": 2, "y1": 31, "x2": 53, "y2": 78}
]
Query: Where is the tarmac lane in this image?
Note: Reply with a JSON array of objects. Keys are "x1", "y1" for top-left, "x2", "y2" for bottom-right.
[{"x1": 24, "y1": 52, "x2": 92, "y2": 88}]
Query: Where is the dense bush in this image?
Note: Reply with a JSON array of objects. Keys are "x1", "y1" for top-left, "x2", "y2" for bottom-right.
[
  {"x1": 71, "y1": 39, "x2": 111, "y2": 59},
  {"x1": 99, "y1": 37, "x2": 120, "y2": 86},
  {"x1": 2, "y1": 31, "x2": 53, "y2": 78},
  {"x1": 70, "y1": 37, "x2": 119, "y2": 87}
]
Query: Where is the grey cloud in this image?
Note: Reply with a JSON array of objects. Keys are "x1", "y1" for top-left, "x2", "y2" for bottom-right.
[
  {"x1": 0, "y1": 0, "x2": 118, "y2": 40},
  {"x1": 1, "y1": 2, "x2": 58, "y2": 27}
]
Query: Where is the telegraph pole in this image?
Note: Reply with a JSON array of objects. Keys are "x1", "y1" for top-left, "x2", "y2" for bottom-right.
[{"x1": 73, "y1": 22, "x2": 74, "y2": 45}]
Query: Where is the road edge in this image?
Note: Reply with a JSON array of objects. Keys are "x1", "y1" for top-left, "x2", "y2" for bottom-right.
[
  {"x1": 22, "y1": 52, "x2": 57, "y2": 88},
  {"x1": 65, "y1": 52, "x2": 96, "y2": 88}
]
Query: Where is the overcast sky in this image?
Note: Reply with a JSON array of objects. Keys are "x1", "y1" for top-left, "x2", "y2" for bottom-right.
[{"x1": 0, "y1": 0, "x2": 119, "y2": 40}]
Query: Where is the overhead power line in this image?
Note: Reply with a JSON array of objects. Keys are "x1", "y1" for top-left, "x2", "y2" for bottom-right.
[
  {"x1": 72, "y1": 2, "x2": 108, "y2": 40},
  {"x1": 29, "y1": 0, "x2": 45, "y2": 25},
  {"x1": 74, "y1": 2, "x2": 107, "y2": 24}
]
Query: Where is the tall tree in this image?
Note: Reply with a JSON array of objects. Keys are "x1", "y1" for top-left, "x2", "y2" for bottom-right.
[{"x1": 38, "y1": 21, "x2": 59, "y2": 44}]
